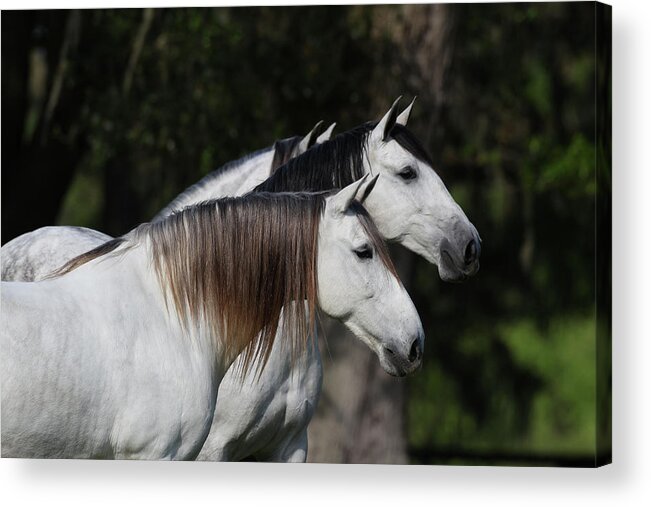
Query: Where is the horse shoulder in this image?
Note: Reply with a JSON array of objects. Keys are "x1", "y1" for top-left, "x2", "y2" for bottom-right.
[
  {"x1": 1, "y1": 255, "x2": 217, "y2": 459},
  {"x1": 250, "y1": 347, "x2": 321, "y2": 463},
  {"x1": 1, "y1": 280, "x2": 115, "y2": 457},
  {"x1": 198, "y1": 328, "x2": 321, "y2": 462}
]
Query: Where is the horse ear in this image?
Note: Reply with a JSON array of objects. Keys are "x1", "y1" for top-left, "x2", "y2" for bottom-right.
[
  {"x1": 298, "y1": 120, "x2": 323, "y2": 153},
  {"x1": 331, "y1": 175, "x2": 370, "y2": 215},
  {"x1": 315, "y1": 122, "x2": 336, "y2": 144},
  {"x1": 371, "y1": 96, "x2": 402, "y2": 144},
  {"x1": 358, "y1": 174, "x2": 380, "y2": 204},
  {"x1": 396, "y1": 96, "x2": 416, "y2": 126}
]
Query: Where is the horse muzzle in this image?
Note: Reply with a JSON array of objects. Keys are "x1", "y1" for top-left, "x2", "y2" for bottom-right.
[
  {"x1": 438, "y1": 234, "x2": 481, "y2": 282},
  {"x1": 378, "y1": 334, "x2": 424, "y2": 377}
]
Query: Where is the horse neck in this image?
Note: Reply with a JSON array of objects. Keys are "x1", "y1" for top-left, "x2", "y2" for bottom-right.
[
  {"x1": 58, "y1": 237, "x2": 228, "y2": 373},
  {"x1": 153, "y1": 147, "x2": 276, "y2": 221},
  {"x1": 134, "y1": 231, "x2": 254, "y2": 375}
]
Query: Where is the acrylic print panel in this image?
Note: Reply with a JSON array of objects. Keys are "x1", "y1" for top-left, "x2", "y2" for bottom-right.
[{"x1": 0, "y1": 2, "x2": 611, "y2": 466}]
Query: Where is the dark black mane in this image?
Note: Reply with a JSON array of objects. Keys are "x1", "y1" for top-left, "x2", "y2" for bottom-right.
[
  {"x1": 390, "y1": 123, "x2": 434, "y2": 168},
  {"x1": 253, "y1": 122, "x2": 434, "y2": 194},
  {"x1": 254, "y1": 123, "x2": 371, "y2": 193}
]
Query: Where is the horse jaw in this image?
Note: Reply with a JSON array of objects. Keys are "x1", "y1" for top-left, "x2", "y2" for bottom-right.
[{"x1": 316, "y1": 192, "x2": 424, "y2": 377}]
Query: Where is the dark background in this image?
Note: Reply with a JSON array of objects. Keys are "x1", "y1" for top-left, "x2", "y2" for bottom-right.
[{"x1": 1, "y1": 3, "x2": 608, "y2": 465}]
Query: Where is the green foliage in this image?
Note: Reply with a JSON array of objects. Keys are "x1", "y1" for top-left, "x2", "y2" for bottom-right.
[
  {"x1": 537, "y1": 134, "x2": 596, "y2": 195},
  {"x1": 408, "y1": 314, "x2": 596, "y2": 460},
  {"x1": 404, "y1": 2, "x2": 600, "y2": 463}
]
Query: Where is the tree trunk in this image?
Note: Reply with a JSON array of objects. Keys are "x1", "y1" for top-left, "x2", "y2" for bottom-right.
[{"x1": 307, "y1": 4, "x2": 455, "y2": 464}]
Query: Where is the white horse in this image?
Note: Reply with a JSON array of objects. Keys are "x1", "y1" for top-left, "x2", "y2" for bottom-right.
[
  {"x1": 1, "y1": 179, "x2": 424, "y2": 460},
  {"x1": 1, "y1": 98, "x2": 480, "y2": 461}
]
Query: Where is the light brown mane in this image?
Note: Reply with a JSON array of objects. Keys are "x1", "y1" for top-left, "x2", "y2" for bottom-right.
[
  {"x1": 49, "y1": 192, "x2": 397, "y2": 375},
  {"x1": 49, "y1": 238, "x2": 127, "y2": 278},
  {"x1": 146, "y1": 193, "x2": 324, "y2": 373}
]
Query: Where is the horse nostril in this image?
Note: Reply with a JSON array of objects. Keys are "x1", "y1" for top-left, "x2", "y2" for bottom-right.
[
  {"x1": 408, "y1": 339, "x2": 421, "y2": 363},
  {"x1": 384, "y1": 347, "x2": 395, "y2": 356},
  {"x1": 464, "y1": 239, "x2": 478, "y2": 265}
]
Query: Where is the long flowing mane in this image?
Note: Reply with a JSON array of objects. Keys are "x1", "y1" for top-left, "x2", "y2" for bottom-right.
[
  {"x1": 51, "y1": 192, "x2": 396, "y2": 374},
  {"x1": 149, "y1": 193, "x2": 324, "y2": 373},
  {"x1": 253, "y1": 122, "x2": 434, "y2": 193}
]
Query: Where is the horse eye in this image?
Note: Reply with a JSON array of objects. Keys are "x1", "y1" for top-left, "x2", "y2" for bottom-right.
[
  {"x1": 354, "y1": 246, "x2": 373, "y2": 260},
  {"x1": 398, "y1": 166, "x2": 417, "y2": 180}
]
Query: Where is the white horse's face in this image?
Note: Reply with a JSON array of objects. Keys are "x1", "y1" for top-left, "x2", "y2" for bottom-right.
[
  {"x1": 318, "y1": 179, "x2": 424, "y2": 377},
  {"x1": 365, "y1": 100, "x2": 481, "y2": 282}
]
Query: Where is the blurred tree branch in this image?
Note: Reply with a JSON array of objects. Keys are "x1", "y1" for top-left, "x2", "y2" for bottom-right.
[{"x1": 123, "y1": 8, "x2": 154, "y2": 95}]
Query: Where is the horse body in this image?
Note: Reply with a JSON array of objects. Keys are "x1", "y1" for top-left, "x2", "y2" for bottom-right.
[{"x1": 1, "y1": 247, "x2": 219, "y2": 459}]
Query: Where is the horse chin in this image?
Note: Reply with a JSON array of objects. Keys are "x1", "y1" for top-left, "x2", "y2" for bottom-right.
[
  {"x1": 346, "y1": 325, "x2": 423, "y2": 378},
  {"x1": 378, "y1": 350, "x2": 421, "y2": 378},
  {"x1": 356, "y1": 333, "x2": 406, "y2": 376},
  {"x1": 437, "y1": 249, "x2": 480, "y2": 283},
  {"x1": 379, "y1": 358, "x2": 407, "y2": 377},
  {"x1": 438, "y1": 264, "x2": 468, "y2": 283},
  {"x1": 406, "y1": 238, "x2": 477, "y2": 282}
]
